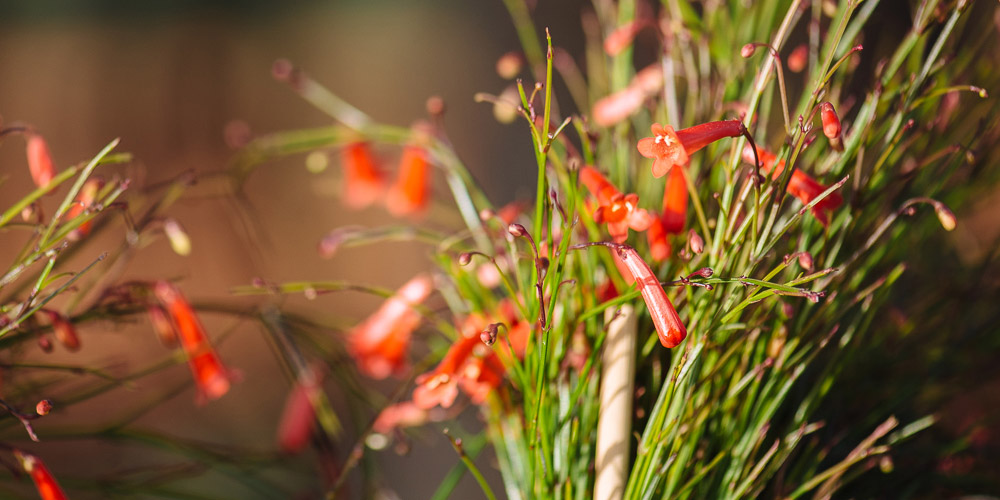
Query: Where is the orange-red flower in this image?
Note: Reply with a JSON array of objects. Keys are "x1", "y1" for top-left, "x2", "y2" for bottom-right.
[
  {"x1": 742, "y1": 145, "x2": 843, "y2": 227},
  {"x1": 604, "y1": 20, "x2": 644, "y2": 56},
  {"x1": 276, "y1": 367, "x2": 323, "y2": 454},
  {"x1": 579, "y1": 166, "x2": 654, "y2": 243},
  {"x1": 637, "y1": 121, "x2": 745, "y2": 178},
  {"x1": 373, "y1": 401, "x2": 428, "y2": 434},
  {"x1": 25, "y1": 134, "x2": 56, "y2": 190},
  {"x1": 646, "y1": 217, "x2": 672, "y2": 262},
  {"x1": 14, "y1": 451, "x2": 67, "y2": 500},
  {"x1": 386, "y1": 146, "x2": 430, "y2": 217},
  {"x1": 348, "y1": 274, "x2": 433, "y2": 379},
  {"x1": 65, "y1": 177, "x2": 103, "y2": 241},
  {"x1": 153, "y1": 281, "x2": 233, "y2": 402},
  {"x1": 412, "y1": 302, "x2": 528, "y2": 409},
  {"x1": 341, "y1": 142, "x2": 384, "y2": 209},
  {"x1": 613, "y1": 245, "x2": 687, "y2": 348},
  {"x1": 661, "y1": 163, "x2": 688, "y2": 234}
]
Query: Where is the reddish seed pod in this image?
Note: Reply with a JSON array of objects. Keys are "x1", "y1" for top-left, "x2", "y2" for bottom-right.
[
  {"x1": 44, "y1": 312, "x2": 80, "y2": 351},
  {"x1": 819, "y1": 102, "x2": 841, "y2": 139},
  {"x1": 798, "y1": 252, "x2": 814, "y2": 270},
  {"x1": 458, "y1": 252, "x2": 473, "y2": 266},
  {"x1": 741, "y1": 43, "x2": 757, "y2": 58}
]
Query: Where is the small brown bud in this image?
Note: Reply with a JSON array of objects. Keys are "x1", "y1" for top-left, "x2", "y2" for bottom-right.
[
  {"x1": 798, "y1": 252, "x2": 814, "y2": 270},
  {"x1": 688, "y1": 229, "x2": 704, "y2": 254},
  {"x1": 934, "y1": 203, "x2": 956, "y2": 231},
  {"x1": 508, "y1": 223, "x2": 527, "y2": 237},
  {"x1": 38, "y1": 335, "x2": 53, "y2": 353}
]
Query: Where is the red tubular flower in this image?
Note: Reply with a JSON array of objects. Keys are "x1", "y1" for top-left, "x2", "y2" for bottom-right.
[
  {"x1": 25, "y1": 134, "x2": 56, "y2": 190},
  {"x1": 742, "y1": 145, "x2": 843, "y2": 227},
  {"x1": 276, "y1": 368, "x2": 323, "y2": 454},
  {"x1": 604, "y1": 20, "x2": 644, "y2": 56},
  {"x1": 14, "y1": 451, "x2": 67, "y2": 500},
  {"x1": 340, "y1": 142, "x2": 384, "y2": 209},
  {"x1": 613, "y1": 245, "x2": 687, "y2": 348},
  {"x1": 147, "y1": 305, "x2": 178, "y2": 347},
  {"x1": 386, "y1": 146, "x2": 430, "y2": 217},
  {"x1": 637, "y1": 121, "x2": 744, "y2": 178},
  {"x1": 65, "y1": 177, "x2": 104, "y2": 241},
  {"x1": 348, "y1": 274, "x2": 433, "y2": 379},
  {"x1": 579, "y1": 166, "x2": 654, "y2": 243},
  {"x1": 42, "y1": 311, "x2": 80, "y2": 351},
  {"x1": 153, "y1": 281, "x2": 233, "y2": 402},
  {"x1": 592, "y1": 87, "x2": 646, "y2": 128},
  {"x1": 646, "y1": 217, "x2": 672, "y2": 262},
  {"x1": 412, "y1": 332, "x2": 480, "y2": 409},
  {"x1": 412, "y1": 302, "x2": 527, "y2": 409},
  {"x1": 661, "y1": 163, "x2": 688, "y2": 234}
]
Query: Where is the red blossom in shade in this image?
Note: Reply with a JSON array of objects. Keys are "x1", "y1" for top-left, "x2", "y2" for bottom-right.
[
  {"x1": 348, "y1": 274, "x2": 433, "y2": 380},
  {"x1": 592, "y1": 87, "x2": 646, "y2": 128},
  {"x1": 373, "y1": 401, "x2": 429, "y2": 434},
  {"x1": 25, "y1": 134, "x2": 56, "y2": 190},
  {"x1": 412, "y1": 302, "x2": 528, "y2": 409},
  {"x1": 742, "y1": 145, "x2": 843, "y2": 227},
  {"x1": 386, "y1": 145, "x2": 430, "y2": 217},
  {"x1": 153, "y1": 281, "x2": 234, "y2": 402},
  {"x1": 412, "y1": 331, "x2": 479, "y2": 409},
  {"x1": 604, "y1": 20, "x2": 645, "y2": 56},
  {"x1": 276, "y1": 367, "x2": 323, "y2": 454},
  {"x1": 65, "y1": 177, "x2": 104, "y2": 241},
  {"x1": 14, "y1": 451, "x2": 67, "y2": 500},
  {"x1": 637, "y1": 120, "x2": 745, "y2": 178},
  {"x1": 579, "y1": 166, "x2": 654, "y2": 243},
  {"x1": 42, "y1": 311, "x2": 80, "y2": 351},
  {"x1": 646, "y1": 217, "x2": 672, "y2": 262},
  {"x1": 340, "y1": 142, "x2": 385, "y2": 209},
  {"x1": 613, "y1": 245, "x2": 687, "y2": 348}
]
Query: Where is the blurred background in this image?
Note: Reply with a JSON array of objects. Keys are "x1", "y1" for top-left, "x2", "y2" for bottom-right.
[
  {"x1": 2, "y1": 0, "x2": 999, "y2": 498},
  {"x1": 0, "y1": 0, "x2": 559, "y2": 497}
]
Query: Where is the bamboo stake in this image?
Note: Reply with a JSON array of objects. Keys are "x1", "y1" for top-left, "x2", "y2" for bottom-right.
[{"x1": 595, "y1": 305, "x2": 637, "y2": 500}]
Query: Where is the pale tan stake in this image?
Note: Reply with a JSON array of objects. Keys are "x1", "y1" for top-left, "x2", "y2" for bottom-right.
[{"x1": 595, "y1": 305, "x2": 637, "y2": 500}]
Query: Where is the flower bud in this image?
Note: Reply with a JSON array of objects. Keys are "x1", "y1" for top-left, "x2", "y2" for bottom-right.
[
  {"x1": 798, "y1": 252, "x2": 814, "y2": 270},
  {"x1": 688, "y1": 229, "x2": 704, "y2": 254},
  {"x1": 495, "y1": 52, "x2": 523, "y2": 79},
  {"x1": 44, "y1": 311, "x2": 80, "y2": 351},
  {"x1": 458, "y1": 252, "x2": 473, "y2": 266},
  {"x1": 787, "y1": 44, "x2": 808, "y2": 73},
  {"x1": 26, "y1": 133, "x2": 56, "y2": 189},
  {"x1": 819, "y1": 102, "x2": 841, "y2": 139},
  {"x1": 508, "y1": 223, "x2": 527, "y2": 237},
  {"x1": 741, "y1": 43, "x2": 757, "y2": 58},
  {"x1": 934, "y1": 203, "x2": 957, "y2": 231},
  {"x1": 35, "y1": 399, "x2": 53, "y2": 416},
  {"x1": 164, "y1": 218, "x2": 192, "y2": 256}
]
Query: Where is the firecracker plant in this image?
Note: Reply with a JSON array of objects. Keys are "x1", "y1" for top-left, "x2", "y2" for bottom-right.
[{"x1": 1, "y1": 0, "x2": 999, "y2": 498}]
